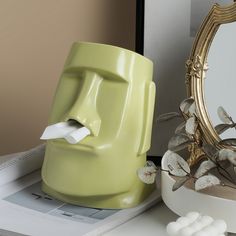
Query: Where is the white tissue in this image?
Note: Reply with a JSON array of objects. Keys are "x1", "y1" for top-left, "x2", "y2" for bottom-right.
[
  {"x1": 65, "y1": 127, "x2": 91, "y2": 144},
  {"x1": 40, "y1": 121, "x2": 79, "y2": 140},
  {"x1": 166, "y1": 212, "x2": 227, "y2": 236},
  {"x1": 40, "y1": 121, "x2": 90, "y2": 144}
]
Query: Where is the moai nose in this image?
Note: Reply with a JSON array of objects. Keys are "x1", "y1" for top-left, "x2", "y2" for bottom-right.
[{"x1": 66, "y1": 71, "x2": 102, "y2": 136}]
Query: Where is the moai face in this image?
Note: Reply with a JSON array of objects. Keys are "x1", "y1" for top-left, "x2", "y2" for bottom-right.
[{"x1": 42, "y1": 42, "x2": 155, "y2": 208}]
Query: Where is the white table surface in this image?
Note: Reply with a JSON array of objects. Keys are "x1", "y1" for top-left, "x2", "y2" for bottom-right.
[
  {"x1": 103, "y1": 201, "x2": 236, "y2": 236},
  {"x1": 103, "y1": 201, "x2": 177, "y2": 236}
]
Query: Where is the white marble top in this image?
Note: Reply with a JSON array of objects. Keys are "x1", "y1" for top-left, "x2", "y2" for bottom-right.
[{"x1": 104, "y1": 201, "x2": 235, "y2": 236}]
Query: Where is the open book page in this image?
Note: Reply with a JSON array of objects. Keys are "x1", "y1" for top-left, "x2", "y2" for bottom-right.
[
  {"x1": 0, "y1": 144, "x2": 45, "y2": 186},
  {"x1": 0, "y1": 146, "x2": 161, "y2": 236},
  {"x1": 0, "y1": 171, "x2": 161, "y2": 236}
]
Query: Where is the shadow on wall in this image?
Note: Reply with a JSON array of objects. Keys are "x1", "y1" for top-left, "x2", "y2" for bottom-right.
[{"x1": 0, "y1": 0, "x2": 136, "y2": 155}]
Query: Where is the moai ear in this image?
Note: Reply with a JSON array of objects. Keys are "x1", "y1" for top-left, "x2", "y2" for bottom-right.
[{"x1": 138, "y1": 81, "x2": 156, "y2": 155}]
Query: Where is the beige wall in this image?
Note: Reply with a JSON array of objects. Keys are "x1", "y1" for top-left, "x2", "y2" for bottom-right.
[{"x1": 0, "y1": 0, "x2": 136, "y2": 155}]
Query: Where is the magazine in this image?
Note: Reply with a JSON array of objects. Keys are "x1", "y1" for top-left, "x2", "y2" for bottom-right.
[{"x1": 0, "y1": 145, "x2": 161, "y2": 236}]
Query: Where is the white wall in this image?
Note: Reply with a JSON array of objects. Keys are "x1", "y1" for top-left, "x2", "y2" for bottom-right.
[
  {"x1": 144, "y1": 0, "x2": 233, "y2": 156},
  {"x1": 0, "y1": 0, "x2": 136, "y2": 155}
]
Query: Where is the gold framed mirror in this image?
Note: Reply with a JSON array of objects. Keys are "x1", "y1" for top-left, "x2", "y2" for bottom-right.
[
  {"x1": 186, "y1": 2, "x2": 236, "y2": 165},
  {"x1": 160, "y1": 3, "x2": 236, "y2": 233}
]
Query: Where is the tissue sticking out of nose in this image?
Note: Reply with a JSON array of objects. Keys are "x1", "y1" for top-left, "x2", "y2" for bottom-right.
[
  {"x1": 40, "y1": 121, "x2": 78, "y2": 139},
  {"x1": 40, "y1": 121, "x2": 91, "y2": 144},
  {"x1": 65, "y1": 127, "x2": 91, "y2": 144}
]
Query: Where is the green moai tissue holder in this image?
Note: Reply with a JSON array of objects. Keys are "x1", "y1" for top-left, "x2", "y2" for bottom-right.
[{"x1": 41, "y1": 42, "x2": 156, "y2": 209}]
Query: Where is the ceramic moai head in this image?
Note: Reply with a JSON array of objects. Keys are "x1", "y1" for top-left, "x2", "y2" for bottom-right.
[{"x1": 41, "y1": 42, "x2": 156, "y2": 209}]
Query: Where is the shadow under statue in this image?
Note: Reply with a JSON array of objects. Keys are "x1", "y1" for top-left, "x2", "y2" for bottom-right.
[{"x1": 41, "y1": 42, "x2": 156, "y2": 209}]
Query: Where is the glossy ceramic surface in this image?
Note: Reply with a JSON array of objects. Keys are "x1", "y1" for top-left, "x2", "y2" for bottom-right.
[{"x1": 42, "y1": 42, "x2": 156, "y2": 209}]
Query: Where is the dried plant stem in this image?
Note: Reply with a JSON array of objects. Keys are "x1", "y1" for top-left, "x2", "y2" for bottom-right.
[
  {"x1": 215, "y1": 160, "x2": 236, "y2": 184},
  {"x1": 221, "y1": 182, "x2": 236, "y2": 190},
  {"x1": 144, "y1": 170, "x2": 157, "y2": 177},
  {"x1": 230, "y1": 122, "x2": 236, "y2": 132},
  {"x1": 161, "y1": 168, "x2": 175, "y2": 177},
  {"x1": 177, "y1": 161, "x2": 191, "y2": 175},
  {"x1": 159, "y1": 103, "x2": 236, "y2": 192},
  {"x1": 216, "y1": 167, "x2": 234, "y2": 184},
  {"x1": 203, "y1": 153, "x2": 236, "y2": 185},
  {"x1": 220, "y1": 166, "x2": 236, "y2": 184}
]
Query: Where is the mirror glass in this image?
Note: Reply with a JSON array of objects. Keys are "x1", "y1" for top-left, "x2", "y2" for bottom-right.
[{"x1": 204, "y1": 22, "x2": 236, "y2": 139}]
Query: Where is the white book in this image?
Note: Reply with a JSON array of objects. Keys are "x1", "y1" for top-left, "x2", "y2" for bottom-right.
[
  {"x1": 0, "y1": 144, "x2": 45, "y2": 186},
  {"x1": 0, "y1": 146, "x2": 161, "y2": 236}
]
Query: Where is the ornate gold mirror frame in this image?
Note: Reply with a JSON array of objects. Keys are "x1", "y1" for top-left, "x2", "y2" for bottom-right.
[{"x1": 186, "y1": 2, "x2": 236, "y2": 165}]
